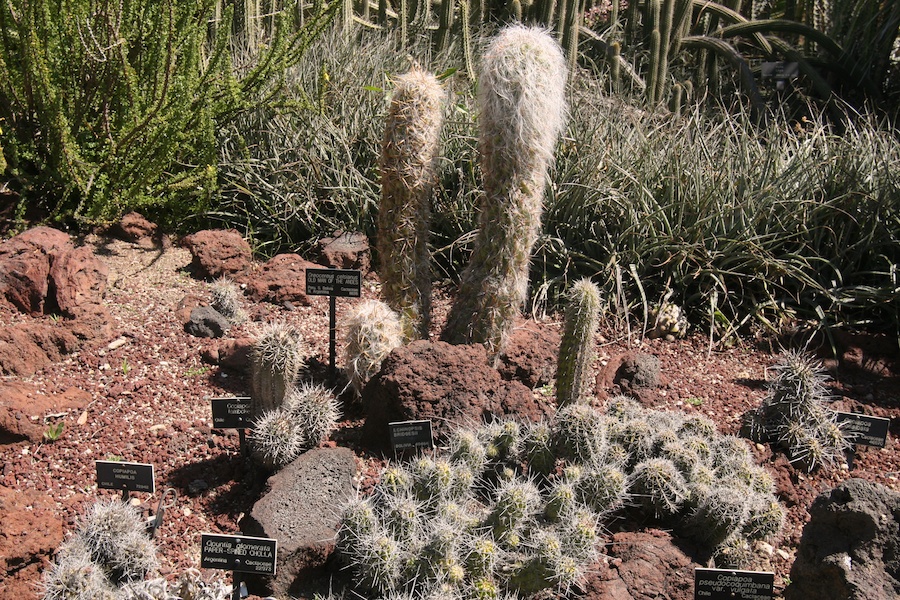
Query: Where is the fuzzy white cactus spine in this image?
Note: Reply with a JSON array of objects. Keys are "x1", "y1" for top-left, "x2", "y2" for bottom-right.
[
  {"x1": 378, "y1": 66, "x2": 446, "y2": 341},
  {"x1": 556, "y1": 278, "x2": 601, "y2": 407},
  {"x1": 344, "y1": 300, "x2": 405, "y2": 396},
  {"x1": 442, "y1": 25, "x2": 568, "y2": 361}
]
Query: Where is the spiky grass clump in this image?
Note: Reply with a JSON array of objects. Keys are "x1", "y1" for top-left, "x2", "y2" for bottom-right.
[
  {"x1": 344, "y1": 300, "x2": 405, "y2": 396},
  {"x1": 378, "y1": 67, "x2": 447, "y2": 341},
  {"x1": 249, "y1": 322, "x2": 306, "y2": 417},
  {"x1": 556, "y1": 278, "x2": 602, "y2": 406},
  {"x1": 250, "y1": 382, "x2": 340, "y2": 470},
  {"x1": 209, "y1": 277, "x2": 247, "y2": 325},
  {"x1": 744, "y1": 350, "x2": 849, "y2": 472},
  {"x1": 441, "y1": 25, "x2": 568, "y2": 361}
]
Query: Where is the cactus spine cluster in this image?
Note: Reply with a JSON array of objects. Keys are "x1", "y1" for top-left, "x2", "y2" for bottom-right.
[
  {"x1": 743, "y1": 349, "x2": 849, "y2": 472},
  {"x1": 555, "y1": 278, "x2": 602, "y2": 406},
  {"x1": 42, "y1": 498, "x2": 159, "y2": 599},
  {"x1": 250, "y1": 382, "x2": 340, "y2": 471},
  {"x1": 248, "y1": 322, "x2": 306, "y2": 418},
  {"x1": 209, "y1": 277, "x2": 247, "y2": 325},
  {"x1": 441, "y1": 25, "x2": 568, "y2": 362},
  {"x1": 378, "y1": 67, "x2": 447, "y2": 341},
  {"x1": 344, "y1": 300, "x2": 405, "y2": 396},
  {"x1": 338, "y1": 395, "x2": 785, "y2": 596}
]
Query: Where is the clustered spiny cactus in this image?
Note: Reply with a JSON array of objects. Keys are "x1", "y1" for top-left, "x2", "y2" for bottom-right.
[
  {"x1": 250, "y1": 381, "x2": 340, "y2": 471},
  {"x1": 378, "y1": 67, "x2": 447, "y2": 341},
  {"x1": 442, "y1": 25, "x2": 568, "y2": 362},
  {"x1": 743, "y1": 350, "x2": 849, "y2": 472},
  {"x1": 209, "y1": 277, "x2": 247, "y2": 325},
  {"x1": 337, "y1": 398, "x2": 784, "y2": 597}
]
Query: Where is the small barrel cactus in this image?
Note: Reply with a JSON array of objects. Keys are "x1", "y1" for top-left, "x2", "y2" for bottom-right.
[
  {"x1": 344, "y1": 300, "x2": 404, "y2": 396},
  {"x1": 630, "y1": 457, "x2": 688, "y2": 518},
  {"x1": 209, "y1": 276, "x2": 247, "y2": 325},
  {"x1": 249, "y1": 322, "x2": 306, "y2": 418},
  {"x1": 378, "y1": 66, "x2": 446, "y2": 341},
  {"x1": 556, "y1": 278, "x2": 602, "y2": 406}
]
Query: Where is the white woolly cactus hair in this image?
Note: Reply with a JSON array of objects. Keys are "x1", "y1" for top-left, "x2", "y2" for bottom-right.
[
  {"x1": 442, "y1": 25, "x2": 568, "y2": 360},
  {"x1": 477, "y1": 25, "x2": 568, "y2": 171},
  {"x1": 344, "y1": 300, "x2": 404, "y2": 396}
]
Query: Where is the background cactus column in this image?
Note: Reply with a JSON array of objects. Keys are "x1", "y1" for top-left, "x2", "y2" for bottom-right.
[
  {"x1": 556, "y1": 278, "x2": 601, "y2": 406},
  {"x1": 378, "y1": 66, "x2": 446, "y2": 341},
  {"x1": 441, "y1": 25, "x2": 568, "y2": 361}
]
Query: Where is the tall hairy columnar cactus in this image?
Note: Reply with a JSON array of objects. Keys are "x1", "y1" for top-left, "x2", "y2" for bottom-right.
[
  {"x1": 378, "y1": 67, "x2": 446, "y2": 341},
  {"x1": 556, "y1": 278, "x2": 602, "y2": 406},
  {"x1": 441, "y1": 25, "x2": 568, "y2": 361}
]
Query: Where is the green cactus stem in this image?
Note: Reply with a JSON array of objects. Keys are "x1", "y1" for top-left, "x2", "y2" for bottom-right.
[
  {"x1": 249, "y1": 322, "x2": 306, "y2": 418},
  {"x1": 556, "y1": 278, "x2": 601, "y2": 406}
]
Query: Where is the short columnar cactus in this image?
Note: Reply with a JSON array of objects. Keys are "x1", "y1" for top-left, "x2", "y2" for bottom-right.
[
  {"x1": 630, "y1": 457, "x2": 688, "y2": 518},
  {"x1": 556, "y1": 278, "x2": 602, "y2": 406},
  {"x1": 441, "y1": 25, "x2": 568, "y2": 361},
  {"x1": 344, "y1": 300, "x2": 404, "y2": 396},
  {"x1": 249, "y1": 322, "x2": 306, "y2": 418},
  {"x1": 378, "y1": 66, "x2": 447, "y2": 341}
]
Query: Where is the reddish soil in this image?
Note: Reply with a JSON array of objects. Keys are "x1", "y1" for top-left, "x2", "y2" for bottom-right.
[{"x1": 1, "y1": 234, "x2": 898, "y2": 599}]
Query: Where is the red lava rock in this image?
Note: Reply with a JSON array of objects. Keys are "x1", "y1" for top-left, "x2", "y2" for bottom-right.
[
  {"x1": 0, "y1": 381, "x2": 91, "y2": 444},
  {"x1": 110, "y1": 212, "x2": 168, "y2": 248},
  {"x1": 215, "y1": 337, "x2": 254, "y2": 372},
  {"x1": 361, "y1": 340, "x2": 554, "y2": 449},
  {"x1": 181, "y1": 229, "x2": 253, "y2": 280},
  {"x1": 50, "y1": 245, "x2": 109, "y2": 317},
  {"x1": 175, "y1": 293, "x2": 205, "y2": 325},
  {"x1": 498, "y1": 318, "x2": 560, "y2": 388},
  {"x1": 239, "y1": 254, "x2": 321, "y2": 305},
  {"x1": 0, "y1": 233, "x2": 60, "y2": 314},
  {"x1": 581, "y1": 529, "x2": 700, "y2": 600},
  {"x1": 317, "y1": 230, "x2": 371, "y2": 273},
  {"x1": 0, "y1": 322, "x2": 81, "y2": 377},
  {"x1": 0, "y1": 485, "x2": 65, "y2": 600}
]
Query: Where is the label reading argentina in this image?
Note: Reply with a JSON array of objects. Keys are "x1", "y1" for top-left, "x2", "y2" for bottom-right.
[
  {"x1": 200, "y1": 533, "x2": 277, "y2": 575},
  {"x1": 389, "y1": 420, "x2": 433, "y2": 451},
  {"x1": 305, "y1": 268, "x2": 361, "y2": 297},
  {"x1": 694, "y1": 568, "x2": 774, "y2": 600},
  {"x1": 211, "y1": 397, "x2": 252, "y2": 429},
  {"x1": 836, "y1": 412, "x2": 891, "y2": 448},
  {"x1": 95, "y1": 460, "x2": 155, "y2": 493}
]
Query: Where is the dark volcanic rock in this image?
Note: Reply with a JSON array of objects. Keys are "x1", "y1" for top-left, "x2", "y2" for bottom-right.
[
  {"x1": 240, "y1": 447, "x2": 358, "y2": 598},
  {"x1": 361, "y1": 340, "x2": 553, "y2": 449},
  {"x1": 184, "y1": 306, "x2": 230, "y2": 338},
  {"x1": 785, "y1": 478, "x2": 900, "y2": 600}
]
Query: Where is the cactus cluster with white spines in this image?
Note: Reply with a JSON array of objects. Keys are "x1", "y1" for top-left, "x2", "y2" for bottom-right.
[
  {"x1": 249, "y1": 381, "x2": 340, "y2": 471},
  {"x1": 743, "y1": 349, "x2": 850, "y2": 472},
  {"x1": 556, "y1": 278, "x2": 602, "y2": 407},
  {"x1": 337, "y1": 395, "x2": 785, "y2": 596},
  {"x1": 42, "y1": 498, "x2": 161, "y2": 600}
]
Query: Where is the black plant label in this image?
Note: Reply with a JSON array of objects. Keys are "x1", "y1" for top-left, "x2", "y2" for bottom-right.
[
  {"x1": 836, "y1": 412, "x2": 891, "y2": 448},
  {"x1": 95, "y1": 460, "x2": 155, "y2": 493},
  {"x1": 305, "y1": 268, "x2": 361, "y2": 297},
  {"x1": 694, "y1": 568, "x2": 774, "y2": 599},
  {"x1": 200, "y1": 533, "x2": 277, "y2": 575},
  {"x1": 211, "y1": 397, "x2": 252, "y2": 429}
]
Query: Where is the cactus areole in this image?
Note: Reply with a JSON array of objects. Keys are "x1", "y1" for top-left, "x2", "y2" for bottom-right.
[{"x1": 442, "y1": 25, "x2": 567, "y2": 360}]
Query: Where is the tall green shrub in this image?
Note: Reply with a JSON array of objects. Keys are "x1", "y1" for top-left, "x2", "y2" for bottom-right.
[
  {"x1": 0, "y1": 0, "x2": 335, "y2": 227},
  {"x1": 441, "y1": 25, "x2": 568, "y2": 360},
  {"x1": 378, "y1": 66, "x2": 447, "y2": 340}
]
